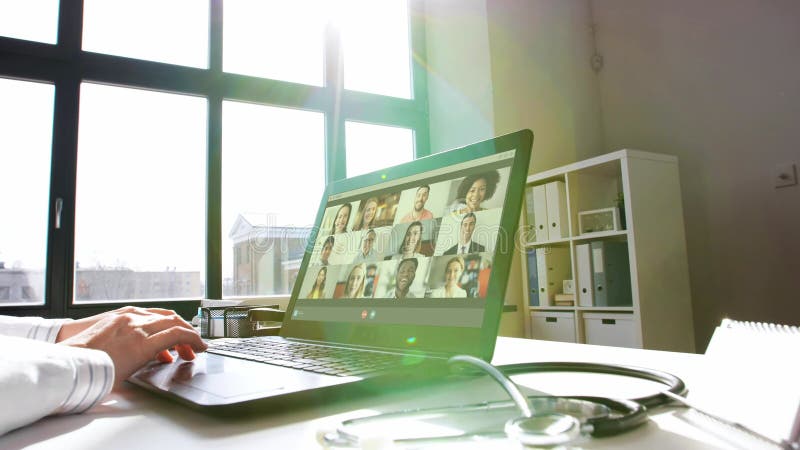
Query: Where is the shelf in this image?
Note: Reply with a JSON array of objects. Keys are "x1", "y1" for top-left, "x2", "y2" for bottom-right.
[
  {"x1": 524, "y1": 237, "x2": 571, "y2": 248},
  {"x1": 572, "y1": 230, "x2": 628, "y2": 242},
  {"x1": 576, "y1": 307, "x2": 634, "y2": 312},
  {"x1": 528, "y1": 306, "x2": 635, "y2": 313},
  {"x1": 520, "y1": 149, "x2": 694, "y2": 352}
]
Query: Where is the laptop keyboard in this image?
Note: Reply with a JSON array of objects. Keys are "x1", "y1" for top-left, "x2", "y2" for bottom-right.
[{"x1": 207, "y1": 337, "x2": 421, "y2": 377}]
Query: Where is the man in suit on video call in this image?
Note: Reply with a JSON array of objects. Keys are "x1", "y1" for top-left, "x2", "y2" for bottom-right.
[{"x1": 444, "y1": 212, "x2": 485, "y2": 255}]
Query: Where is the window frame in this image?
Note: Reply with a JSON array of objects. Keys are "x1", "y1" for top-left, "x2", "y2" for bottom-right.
[{"x1": 0, "y1": 0, "x2": 429, "y2": 319}]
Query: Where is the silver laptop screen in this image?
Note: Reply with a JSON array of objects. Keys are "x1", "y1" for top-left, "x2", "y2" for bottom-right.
[{"x1": 290, "y1": 150, "x2": 516, "y2": 328}]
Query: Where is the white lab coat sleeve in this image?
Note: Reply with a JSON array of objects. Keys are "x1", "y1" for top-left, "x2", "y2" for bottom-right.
[
  {"x1": 0, "y1": 315, "x2": 73, "y2": 343},
  {"x1": 0, "y1": 321, "x2": 114, "y2": 436}
]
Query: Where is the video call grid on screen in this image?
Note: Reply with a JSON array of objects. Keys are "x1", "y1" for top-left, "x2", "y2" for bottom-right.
[{"x1": 294, "y1": 151, "x2": 517, "y2": 329}]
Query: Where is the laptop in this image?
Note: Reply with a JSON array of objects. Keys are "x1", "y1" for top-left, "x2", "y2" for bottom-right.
[{"x1": 130, "y1": 129, "x2": 533, "y2": 413}]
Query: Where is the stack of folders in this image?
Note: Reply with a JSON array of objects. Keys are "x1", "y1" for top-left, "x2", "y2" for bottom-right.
[
  {"x1": 526, "y1": 250, "x2": 539, "y2": 306},
  {"x1": 688, "y1": 319, "x2": 800, "y2": 448},
  {"x1": 528, "y1": 181, "x2": 568, "y2": 243},
  {"x1": 575, "y1": 241, "x2": 632, "y2": 307},
  {"x1": 526, "y1": 247, "x2": 570, "y2": 307}
]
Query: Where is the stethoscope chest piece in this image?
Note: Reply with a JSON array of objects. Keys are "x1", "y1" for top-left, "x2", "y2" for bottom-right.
[{"x1": 505, "y1": 412, "x2": 582, "y2": 447}]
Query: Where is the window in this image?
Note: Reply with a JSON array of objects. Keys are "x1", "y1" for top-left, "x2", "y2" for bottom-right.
[
  {"x1": 0, "y1": 1, "x2": 428, "y2": 317},
  {"x1": 0, "y1": 0, "x2": 59, "y2": 44},
  {"x1": 223, "y1": 0, "x2": 326, "y2": 86},
  {"x1": 82, "y1": 0, "x2": 209, "y2": 68},
  {"x1": 345, "y1": 121, "x2": 415, "y2": 178},
  {"x1": 0, "y1": 78, "x2": 54, "y2": 306},
  {"x1": 74, "y1": 84, "x2": 207, "y2": 302},
  {"x1": 221, "y1": 101, "x2": 325, "y2": 297},
  {"x1": 339, "y1": 0, "x2": 412, "y2": 98}
]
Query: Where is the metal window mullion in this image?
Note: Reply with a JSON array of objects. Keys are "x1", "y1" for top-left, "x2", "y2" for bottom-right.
[
  {"x1": 48, "y1": 74, "x2": 81, "y2": 318},
  {"x1": 47, "y1": 0, "x2": 85, "y2": 317},
  {"x1": 57, "y1": 0, "x2": 84, "y2": 57},
  {"x1": 409, "y1": 0, "x2": 431, "y2": 158},
  {"x1": 205, "y1": 0, "x2": 223, "y2": 300},
  {"x1": 80, "y1": 53, "x2": 212, "y2": 95},
  {"x1": 324, "y1": 21, "x2": 346, "y2": 182},
  {"x1": 220, "y1": 74, "x2": 328, "y2": 111},
  {"x1": 206, "y1": 94, "x2": 223, "y2": 300}
]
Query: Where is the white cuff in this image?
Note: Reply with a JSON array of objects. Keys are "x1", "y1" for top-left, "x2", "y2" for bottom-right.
[
  {"x1": 0, "y1": 316, "x2": 72, "y2": 343},
  {"x1": 54, "y1": 347, "x2": 115, "y2": 415}
]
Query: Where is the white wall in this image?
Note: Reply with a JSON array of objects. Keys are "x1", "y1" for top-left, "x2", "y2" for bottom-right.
[
  {"x1": 424, "y1": 0, "x2": 496, "y2": 153},
  {"x1": 425, "y1": 0, "x2": 604, "y2": 337},
  {"x1": 486, "y1": 0, "x2": 605, "y2": 170},
  {"x1": 592, "y1": 0, "x2": 800, "y2": 349},
  {"x1": 425, "y1": 0, "x2": 604, "y2": 164}
]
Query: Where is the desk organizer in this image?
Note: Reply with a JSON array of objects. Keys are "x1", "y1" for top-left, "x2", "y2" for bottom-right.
[{"x1": 200, "y1": 304, "x2": 283, "y2": 338}]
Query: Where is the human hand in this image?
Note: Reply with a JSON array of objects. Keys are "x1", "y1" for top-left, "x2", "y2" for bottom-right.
[
  {"x1": 58, "y1": 309, "x2": 208, "y2": 387},
  {"x1": 56, "y1": 306, "x2": 188, "y2": 342}
]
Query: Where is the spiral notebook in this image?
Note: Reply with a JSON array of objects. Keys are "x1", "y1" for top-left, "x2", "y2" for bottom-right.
[{"x1": 688, "y1": 319, "x2": 800, "y2": 447}]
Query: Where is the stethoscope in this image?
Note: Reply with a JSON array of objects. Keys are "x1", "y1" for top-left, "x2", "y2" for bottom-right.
[{"x1": 319, "y1": 355, "x2": 687, "y2": 448}]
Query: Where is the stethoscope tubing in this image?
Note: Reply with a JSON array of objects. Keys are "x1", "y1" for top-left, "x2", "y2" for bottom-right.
[
  {"x1": 496, "y1": 361, "x2": 687, "y2": 408},
  {"x1": 322, "y1": 361, "x2": 689, "y2": 448}
]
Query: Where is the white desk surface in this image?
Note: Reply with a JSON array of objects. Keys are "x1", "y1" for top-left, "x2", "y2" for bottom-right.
[{"x1": 0, "y1": 337, "x2": 773, "y2": 450}]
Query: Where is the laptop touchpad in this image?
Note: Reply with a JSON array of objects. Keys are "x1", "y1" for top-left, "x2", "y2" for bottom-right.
[
  {"x1": 169, "y1": 355, "x2": 291, "y2": 398},
  {"x1": 178, "y1": 371, "x2": 286, "y2": 398}
]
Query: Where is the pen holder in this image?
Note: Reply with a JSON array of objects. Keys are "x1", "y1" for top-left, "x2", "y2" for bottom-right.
[
  {"x1": 200, "y1": 304, "x2": 282, "y2": 338},
  {"x1": 247, "y1": 307, "x2": 286, "y2": 337}
]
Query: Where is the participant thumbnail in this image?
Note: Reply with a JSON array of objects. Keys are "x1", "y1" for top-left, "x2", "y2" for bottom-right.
[
  {"x1": 394, "y1": 181, "x2": 449, "y2": 224},
  {"x1": 351, "y1": 227, "x2": 392, "y2": 264},
  {"x1": 444, "y1": 167, "x2": 511, "y2": 218},
  {"x1": 384, "y1": 219, "x2": 441, "y2": 260},
  {"x1": 351, "y1": 193, "x2": 400, "y2": 230},
  {"x1": 425, "y1": 255, "x2": 468, "y2": 298},
  {"x1": 299, "y1": 265, "x2": 340, "y2": 299},
  {"x1": 333, "y1": 263, "x2": 369, "y2": 299},
  {"x1": 373, "y1": 257, "x2": 431, "y2": 299},
  {"x1": 433, "y1": 209, "x2": 502, "y2": 256},
  {"x1": 320, "y1": 201, "x2": 358, "y2": 236}
]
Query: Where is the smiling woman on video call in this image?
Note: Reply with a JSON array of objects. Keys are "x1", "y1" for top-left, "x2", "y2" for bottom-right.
[
  {"x1": 389, "y1": 221, "x2": 425, "y2": 260},
  {"x1": 429, "y1": 256, "x2": 467, "y2": 298},
  {"x1": 352, "y1": 197, "x2": 379, "y2": 231},
  {"x1": 448, "y1": 170, "x2": 500, "y2": 216},
  {"x1": 339, "y1": 263, "x2": 367, "y2": 299},
  {"x1": 330, "y1": 203, "x2": 352, "y2": 235}
]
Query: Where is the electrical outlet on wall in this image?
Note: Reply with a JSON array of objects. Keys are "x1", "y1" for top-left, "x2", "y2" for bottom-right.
[{"x1": 773, "y1": 162, "x2": 798, "y2": 188}]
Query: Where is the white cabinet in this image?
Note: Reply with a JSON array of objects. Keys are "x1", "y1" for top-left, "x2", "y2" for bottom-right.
[
  {"x1": 520, "y1": 150, "x2": 695, "y2": 352},
  {"x1": 583, "y1": 312, "x2": 637, "y2": 348},
  {"x1": 530, "y1": 311, "x2": 576, "y2": 343}
]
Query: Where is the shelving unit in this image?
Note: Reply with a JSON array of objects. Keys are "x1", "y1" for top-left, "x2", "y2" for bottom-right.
[{"x1": 520, "y1": 149, "x2": 695, "y2": 352}]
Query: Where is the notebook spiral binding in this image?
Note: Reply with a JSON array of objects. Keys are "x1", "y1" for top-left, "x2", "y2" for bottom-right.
[{"x1": 721, "y1": 318, "x2": 800, "y2": 335}]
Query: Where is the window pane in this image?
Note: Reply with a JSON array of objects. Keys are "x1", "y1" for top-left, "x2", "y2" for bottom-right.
[
  {"x1": 0, "y1": 0, "x2": 59, "y2": 44},
  {"x1": 74, "y1": 84, "x2": 206, "y2": 303},
  {"x1": 222, "y1": 101, "x2": 325, "y2": 297},
  {"x1": 224, "y1": 1, "x2": 326, "y2": 86},
  {"x1": 82, "y1": 0, "x2": 209, "y2": 68},
  {"x1": 339, "y1": 0, "x2": 411, "y2": 98},
  {"x1": 0, "y1": 78, "x2": 54, "y2": 306},
  {"x1": 345, "y1": 121, "x2": 414, "y2": 178}
]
